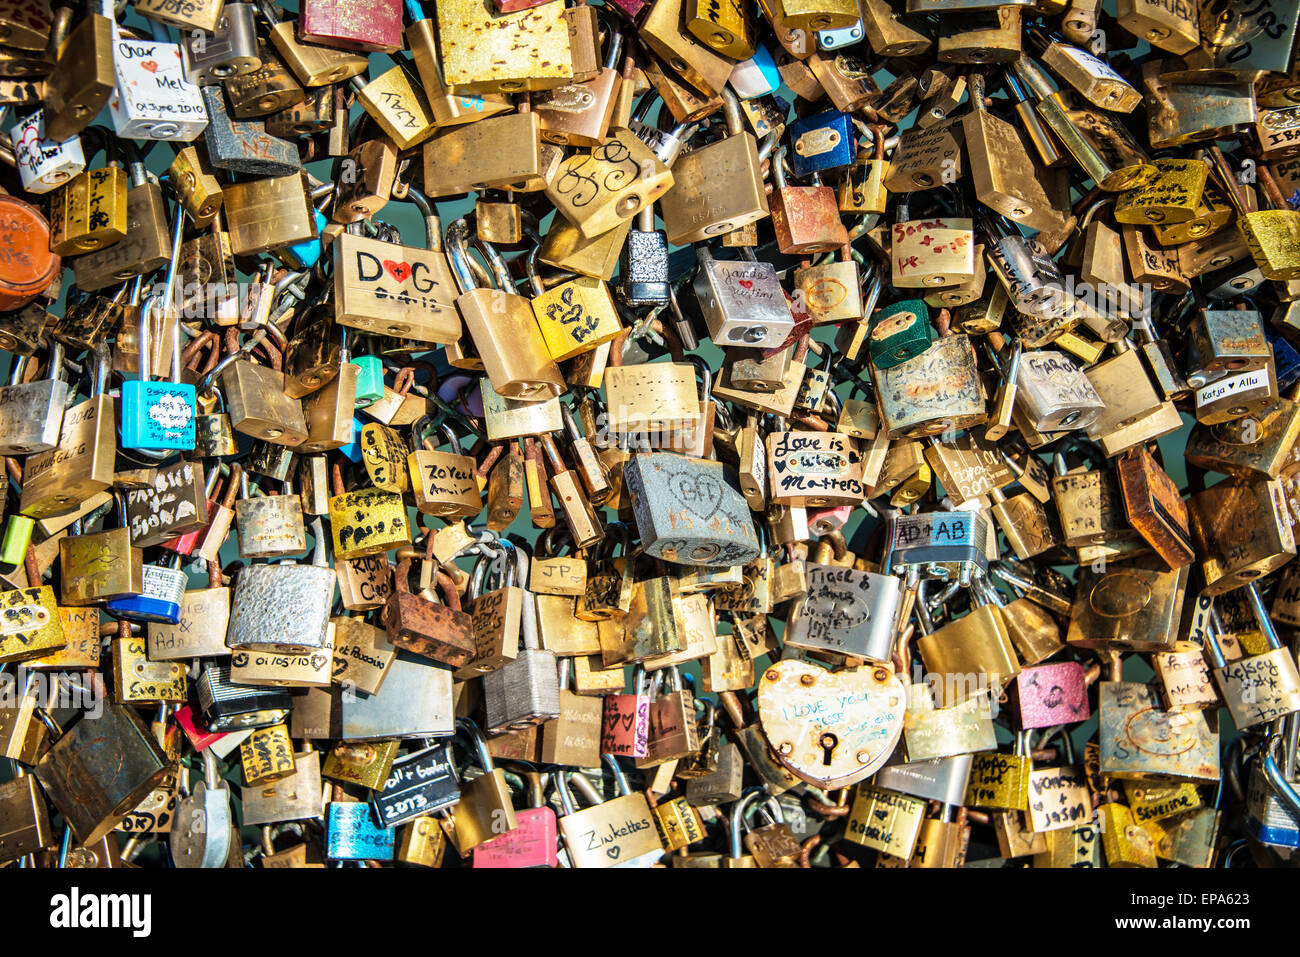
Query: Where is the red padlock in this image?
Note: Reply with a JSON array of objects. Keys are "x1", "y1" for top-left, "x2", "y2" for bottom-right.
[
  {"x1": 298, "y1": 0, "x2": 404, "y2": 52},
  {"x1": 601, "y1": 666, "x2": 650, "y2": 759}
]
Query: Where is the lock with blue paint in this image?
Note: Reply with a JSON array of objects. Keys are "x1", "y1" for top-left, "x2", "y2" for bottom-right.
[
  {"x1": 788, "y1": 109, "x2": 856, "y2": 179},
  {"x1": 120, "y1": 246, "x2": 196, "y2": 452}
]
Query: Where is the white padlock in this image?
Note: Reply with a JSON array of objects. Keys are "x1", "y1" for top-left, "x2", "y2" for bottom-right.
[
  {"x1": 110, "y1": 37, "x2": 208, "y2": 141},
  {"x1": 10, "y1": 109, "x2": 85, "y2": 194}
]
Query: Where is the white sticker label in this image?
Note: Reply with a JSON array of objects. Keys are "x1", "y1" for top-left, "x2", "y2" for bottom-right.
[{"x1": 1196, "y1": 368, "x2": 1267, "y2": 408}]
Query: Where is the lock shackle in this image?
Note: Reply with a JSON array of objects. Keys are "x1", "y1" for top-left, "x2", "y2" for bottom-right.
[
  {"x1": 554, "y1": 770, "x2": 578, "y2": 815},
  {"x1": 1008, "y1": 56, "x2": 1058, "y2": 101},
  {"x1": 455, "y1": 717, "x2": 497, "y2": 773},
  {"x1": 602, "y1": 752, "x2": 632, "y2": 796},
  {"x1": 914, "y1": 577, "x2": 936, "y2": 635},
  {"x1": 445, "y1": 218, "x2": 484, "y2": 295},
  {"x1": 970, "y1": 571, "x2": 1005, "y2": 608},
  {"x1": 401, "y1": 185, "x2": 442, "y2": 252},
  {"x1": 601, "y1": 22, "x2": 624, "y2": 70},
  {"x1": 468, "y1": 545, "x2": 500, "y2": 598},
  {"x1": 253, "y1": 0, "x2": 285, "y2": 24},
  {"x1": 683, "y1": 353, "x2": 712, "y2": 404},
  {"x1": 1075, "y1": 196, "x2": 1114, "y2": 233},
  {"x1": 729, "y1": 789, "x2": 765, "y2": 856},
  {"x1": 1243, "y1": 582, "x2": 1283, "y2": 652},
  {"x1": 495, "y1": 536, "x2": 526, "y2": 590},
  {"x1": 772, "y1": 144, "x2": 791, "y2": 189},
  {"x1": 201, "y1": 748, "x2": 222, "y2": 790},
  {"x1": 474, "y1": 232, "x2": 514, "y2": 293},
  {"x1": 1038, "y1": 724, "x2": 1075, "y2": 765},
  {"x1": 309, "y1": 516, "x2": 327, "y2": 566},
  {"x1": 1262, "y1": 733, "x2": 1300, "y2": 822}
]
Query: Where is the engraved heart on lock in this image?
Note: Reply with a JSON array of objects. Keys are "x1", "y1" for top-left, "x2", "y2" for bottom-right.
[
  {"x1": 667, "y1": 469, "x2": 725, "y2": 522},
  {"x1": 756, "y1": 658, "x2": 906, "y2": 789}
]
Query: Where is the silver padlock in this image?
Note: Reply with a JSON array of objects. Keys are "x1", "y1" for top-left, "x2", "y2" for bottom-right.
[
  {"x1": 693, "y1": 246, "x2": 796, "y2": 349},
  {"x1": 482, "y1": 541, "x2": 561, "y2": 733},
  {"x1": 226, "y1": 516, "x2": 336, "y2": 653},
  {"x1": 0, "y1": 345, "x2": 69, "y2": 455},
  {"x1": 180, "y1": 2, "x2": 261, "y2": 86},
  {"x1": 171, "y1": 750, "x2": 233, "y2": 868},
  {"x1": 1014, "y1": 349, "x2": 1106, "y2": 432},
  {"x1": 783, "y1": 563, "x2": 903, "y2": 662}
]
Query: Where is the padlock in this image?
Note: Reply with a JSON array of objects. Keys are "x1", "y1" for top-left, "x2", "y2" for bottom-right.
[
  {"x1": 444, "y1": 220, "x2": 564, "y2": 401},
  {"x1": 226, "y1": 516, "x2": 335, "y2": 654},
  {"x1": 112, "y1": 33, "x2": 207, "y2": 140},
  {"x1": 59, "y1": 494, "x2": 144, "y2": 605},
  {"x1": 34, "y1": 701, "x2": 171, "y2": 844},
  {"x1": 1189, "y1": 478, "x2": 1296, "y2": 595},
  {"x1": 693, "y1": 246, "x2": 795, "y2": 350},
  {"x1": 661, "y1": 90, "x2": 769, "y2": 244},
  {"x1": 382, "y1": 555, "x2": 475, "y2": 668},
  {"x1": 769, "y1": 144, "x2": 850, "y2": 254},
  {"x1": 551, "y1": 760, "x2": 662, "y2": 868},
  {"x1": 325, "y1": 801, "x2": 395, "y2": 861},
  {"x1": 0, "y1": 346, "x2": 68, "y2": 456},
  {"x1": 181, "y1": 2, "x2": 261, "y2": 84},
  {"x1": 916, "y1": 573, "x2": 1020, "y2": 707},
  {"x1": 47, "y1": 135, "x2": 128, "y2": 257},
  {"x1": 624, "y1": 451, "x2": 760, "y2": 567},
  {"x1": 483, "y1": 548, "x2": 561, "y2": 732},
  {"x1": 1204, "y1": 588, "x2": 1300, "y2": 729},
  {"x1": 527, "y1": 248, "x2": 625, "y2": 362},
  {"x1": 43, "y1": 8, "x2": 114, "y2": 142},
  {"x1": 1097, "y1": 677, "x2": 1219, "y2": 784}
]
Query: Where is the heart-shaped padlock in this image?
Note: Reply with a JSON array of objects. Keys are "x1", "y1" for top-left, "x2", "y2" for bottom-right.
[{"x1": 756, "y1": 658, "x2": 906, "y2": 789}]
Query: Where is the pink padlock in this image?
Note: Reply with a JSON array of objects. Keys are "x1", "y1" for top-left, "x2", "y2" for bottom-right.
[
  {"x1": 1011, "y1": 661, "x2": 1090, "y2": 729},
  {"x1": 601, "y1": 667, "x2": 650, "y2": 759},
  {"x1": 473, "y1": 807, "x2": 557, "y2": 868},
  {"x1": 807, "y1": 504, "x2": 853, "y2": 536}
]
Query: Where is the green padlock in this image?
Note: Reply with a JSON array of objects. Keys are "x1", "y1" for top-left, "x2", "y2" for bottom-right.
[
  {"x1": 869, "y1": 299, "x2": 934, "y2": 370},
  {"x1": 1, "y1": 515, "x2": 35, "y2": 566}
]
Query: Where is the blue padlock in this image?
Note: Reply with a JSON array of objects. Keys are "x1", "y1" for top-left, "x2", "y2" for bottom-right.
[
  {"x1": 338, "y1": 416, "x2": 367, "y2": 462},
  {"x1": 1267, "y1": 327, "x2": 1300, "y2": 393},
  {"x1": 281, "y1": 209, "x2": 328, "y2": 269},
  {"x1": 120, "y1": 281, "x2": 196, "y2": 452},
  {"x1": 326, "y1": 801, "x2": 396, "y2": 861},
  {"x1": 106, "y1": 553, "x2": 186, "y2": 624},
  {"x1": 787, "y1": 109, "x2": 857, "y2": 178}
]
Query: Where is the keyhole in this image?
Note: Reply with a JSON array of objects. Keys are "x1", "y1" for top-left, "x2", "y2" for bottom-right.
[{"x1": 820, "y1": 732, "x2": 839, "y2": 766}]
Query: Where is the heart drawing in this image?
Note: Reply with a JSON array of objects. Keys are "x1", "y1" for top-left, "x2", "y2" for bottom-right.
[
  {"x1": 383, "y1": 260, "x2": 412, "y2": 283},
  {"x1": 666, "y1": 469, "x2": 724, "y2": 524}
]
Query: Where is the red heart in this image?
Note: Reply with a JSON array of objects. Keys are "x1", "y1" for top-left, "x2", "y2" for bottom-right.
[
  {"x1": 738, "y1": 279, "x2": 753, "y2": 289},
  {"x1": 141, "y1": 60, "x2": 159, "y2": 73},
  {"x1": 383, "y1": 259, "x2": 411, "y2": 282}
]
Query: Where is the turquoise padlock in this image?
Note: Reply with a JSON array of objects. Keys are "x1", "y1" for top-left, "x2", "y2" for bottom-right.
[
  {"x1": 282, "y1": 210, "x2": 328, "y2": 269},
  {"x1": 120, "y1": 289, "x2": 196, "y2": 452},
  {"x1": 351, "y1": 356, "x2": 385, "y2": 407}
]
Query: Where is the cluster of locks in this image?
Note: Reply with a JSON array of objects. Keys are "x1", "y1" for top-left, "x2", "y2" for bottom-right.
[{"x1": 5, "y1": 0, "x2": 1300, "y2": 872}]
